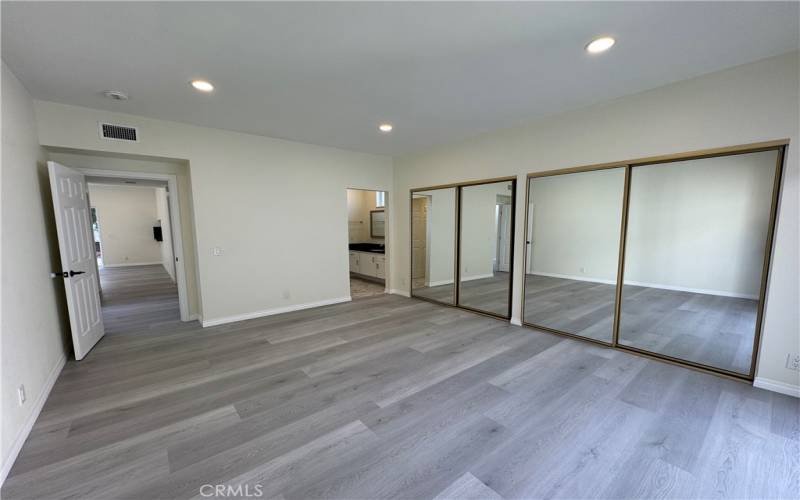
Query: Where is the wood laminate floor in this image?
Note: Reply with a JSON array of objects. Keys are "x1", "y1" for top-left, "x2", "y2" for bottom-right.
[
  {"x1": 3, "y1": 267, "x2": 797, "y2": 499},
  {"x1": 412, "y1": 272, "x2": 512, "y2": 317},
  {"x1": 524, "y1": 275, "x2": 758, "y2": 375},
  {"x1": 100, "y1": 264, "x2": 180, "y2": 335}
]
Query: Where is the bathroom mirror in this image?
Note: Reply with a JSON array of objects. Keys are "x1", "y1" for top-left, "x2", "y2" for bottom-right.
[
  {"x1": 411, "y1": 187, "x2": 457, "y2": 304},
  {"x1": 523, "y1": 167, "x2": 625, "y2": 343},
  {"x1": 619, "y1": 149, "x2": 779, "y2": 375},
  {"x1": 370, "y1": 210, "x2": 385, "y2": 238},
  {"x1": 458, "y1": 180, "x2": 515, "y2": 317}
]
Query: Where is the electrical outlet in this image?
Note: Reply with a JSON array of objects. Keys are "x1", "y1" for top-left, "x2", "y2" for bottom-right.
[
  {"x1": 212, "y1": 247, "x2": 223, "y2": 256},
  {"x1": 18, "y1": 385, "x2": 26, "y2": 406},
  {"x1": 786, "y1": 353, "x2": 800, "y2": 371},
  {"x1": 281, "y1": 290, "x2": 291, "y2": 300},
  {"x1": 580, "y1": 267, "x2": 586, "y2": 274}
]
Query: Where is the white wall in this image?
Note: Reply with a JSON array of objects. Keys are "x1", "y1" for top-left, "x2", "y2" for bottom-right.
[
  {"x1": 1, "y1": 62, "x2": 69, "y2": 482},
  {"x1": 527, "y1": 153, "x2": 775, "y2": 299},
  {"x1": 460, "y1": 181, "x2": 512, "y2": 280},
  {"x1": 413, "y1": 188, "x2": 456, "y2": 285},
  {"x1": 88, "y1": 184, "x2": 162, "y2": 267},
  {"x1": 392, "y1": 52, "x2": 799, "y2": 391},
  {"x1": 625, "y1": 151, "x2": 776, "y2": 298},
  {"x1": 155, "y1": 187, "x2": 176, "y2": 281},
  {"x1": 33, "y1": 100, "x2": 393, "y2": 325},
  {"x1": 47, "y1": 151, "x2": 201, "y2": 318},
  {"x1": 527, "y1": 167, "x2": 625, "y2": 283}
]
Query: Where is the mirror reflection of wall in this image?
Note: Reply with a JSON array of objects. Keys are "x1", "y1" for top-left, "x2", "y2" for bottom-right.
[
  {"x1": 524, "y1": 168, "x2": 625, "y2": 343},
  {"x1": 458, "y1": 180, "x2": 514, "y2": 317},
  {"x1": 411, "y1": 188, "x2": 457, "y2": 304},
  {"x1": 619, "y1": 150, "x2": 779, "y2": 375}
]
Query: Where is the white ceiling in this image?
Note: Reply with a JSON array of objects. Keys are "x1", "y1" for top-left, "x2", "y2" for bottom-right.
[{"x1": 3, "y1": 2, "x2": 798, "y2": 156}]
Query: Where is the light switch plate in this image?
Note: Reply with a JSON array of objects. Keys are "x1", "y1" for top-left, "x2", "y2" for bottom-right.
[{"x1": 212, "y1": 247, "x2": 222, "y2": 256}]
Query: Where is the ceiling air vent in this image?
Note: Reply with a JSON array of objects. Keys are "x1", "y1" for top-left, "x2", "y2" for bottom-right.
[{"x1": 99, "y1": 123, "x2": 138, "y2": 142}]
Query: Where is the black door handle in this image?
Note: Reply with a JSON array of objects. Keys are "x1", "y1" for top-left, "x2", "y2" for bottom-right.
[{"x1": 68, "y1": 270, "x2": 85, "y2": 277}]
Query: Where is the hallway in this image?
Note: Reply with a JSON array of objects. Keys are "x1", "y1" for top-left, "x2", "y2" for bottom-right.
[{"x1": 100, "y1": 265, "x2": 180, "y2": 334}]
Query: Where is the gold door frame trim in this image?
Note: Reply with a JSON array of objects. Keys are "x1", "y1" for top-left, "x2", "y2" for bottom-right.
[
  {"x1": 520, "y1": 164, "x2": 626, "y2": 347},
  {"x1": 519, "y1": 140, "x2": 789, "y2": 382},
  {"x1": 409, "y1": 188, "x2": 458, "y2": 307},
  {"x1": 409, "y1": 176, "x2": 517, "y2": 321},
  {"x1": 457, "y1": 178, "x2": 517, "y2": 320}
]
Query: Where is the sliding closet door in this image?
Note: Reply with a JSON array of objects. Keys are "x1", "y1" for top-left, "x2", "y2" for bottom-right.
[
  {"x1": 523, "y1": 167, "x2": 625, "y2": 343},
  {"x1": 410, "y1": 188, "x2": 457, "y2": 304},
  {"x1": 458, "y1": 180, "x2": 515, "y2": 318},
  {"x1": 619, "y1": 149, "x2": 780, "y2": 376}
]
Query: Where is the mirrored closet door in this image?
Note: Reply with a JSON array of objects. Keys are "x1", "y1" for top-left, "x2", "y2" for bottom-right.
[
  {"x1": 619, "y1": 149, "x2": 781, "y2": 376},
  {"x1": 458, "y1": 179, "x2": 515, "y2": 318},
  {"x1": 523, "y1": 167, "x2": 626, "y2": 344},
  {"x1": 410, "y1": 188, "x2": 457, "y2": 305}
]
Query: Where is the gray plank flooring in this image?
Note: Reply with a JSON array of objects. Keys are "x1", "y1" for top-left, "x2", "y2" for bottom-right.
[
  {"x1": 412, "y1": 272, "x2": 511, "y2": 317},
  {"x1": 524, "y1": 275, "x2": 759, "y2": 375},
  {"x1": 99, "y1": 264, "x2": 180, "y2": 335},
  {"x1": 2, "y1": 266, "x2": 797, "y2": 499}
]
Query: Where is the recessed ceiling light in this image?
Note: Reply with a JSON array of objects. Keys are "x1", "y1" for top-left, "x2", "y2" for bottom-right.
[
  {"x1": 378, "y1": 123, "x2": 393, "y2": 133},
  {"x1": 585, "y1": 36, "x2": 616, "y2": 54},
  {"x1": 103, "y1": 90, "x2": 128, "y2": 101},
  {"x1": 191, "y1": 80, "x2": 214, "y2": 92}
]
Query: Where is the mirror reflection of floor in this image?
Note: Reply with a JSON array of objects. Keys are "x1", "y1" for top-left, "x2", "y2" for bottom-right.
[
  {"x1": 523, "y1": 274, "x2": 757, "y2": 375},
  {"x1": 350, "y1": 277, "x2": 385, "y2": 299},
  {"x1": 411, "y1": 272, "x2": 511, "y2": 316}
]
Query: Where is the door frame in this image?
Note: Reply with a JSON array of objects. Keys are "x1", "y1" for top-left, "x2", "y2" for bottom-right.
[
  {"x1": 345, "y1": 187, "x2": 391, "y2": 295},
  {"x1": 79, "y1": 168, "x2": 191, "y2": 321}
]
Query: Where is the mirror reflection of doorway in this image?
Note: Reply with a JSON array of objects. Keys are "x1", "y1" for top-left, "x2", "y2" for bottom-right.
[
  {"x1": 90, "y1": 206, "x2": 103, "y2": 267},
  {"x1": 495, "y1": 196, "x2": 512, "y2": 273}
]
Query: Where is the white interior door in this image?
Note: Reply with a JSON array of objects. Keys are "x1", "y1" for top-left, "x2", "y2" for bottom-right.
[{"x1": 48, "y1": 161, "x2": 105, "y2": 360}]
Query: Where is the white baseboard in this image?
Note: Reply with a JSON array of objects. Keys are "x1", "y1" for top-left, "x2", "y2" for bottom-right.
[
  {"x1": 530, "y1": 271, "x2": 617, "y2": 285},
  {"x1": 623, "y1": 280, "x2": 758, "y2": 300},
  {"x1": 426, "y1": 279, "x2": 453, "y2": 287},
  {"x1": 510, "y1": 317, "x2": 522, "y2": 326},
  {"x1": 426, "y1": 273, "x2": 495, "y2": 287},
  {"x1": 528, "y1": 272, "x2": 758, "y2": 300},
  {"x1": 754, "y1": 377, "x2": 800, "y2": 398},
  {"x1": 102, "y1": 261, "x2": 163, "y2": 268},
  {"x1": 390, "y1": 288, "x2": 411, "y2": 297},
  {"x1": 1, "y1": 354, "x2": 66, "y2": 486},
  {"x1": 201, "y1": 296, "x2": 352, "y2": 328},
  {"x1": 463, "y1": 273, "x2": 495, "y2": 282},
  {"x1": 186, "y1": 313, "x2": 202, "y2": 322}
]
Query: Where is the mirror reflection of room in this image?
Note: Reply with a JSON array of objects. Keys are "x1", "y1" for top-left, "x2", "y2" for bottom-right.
[
  {"x1": 458, "y1": 180, "x2": 514, "y2": 317},
  {"x1": 411, "y1": 188, "x2": 456, "y2": 304},
  {"x1": 524, "y1": 168, "x2": 625, "y2": 343},
  {"x1": 619, "y1": 150, "x2": 779, "y2": 375},
  {"x1": 347, "y1": 189, "x2": 387, "y2": 299}
]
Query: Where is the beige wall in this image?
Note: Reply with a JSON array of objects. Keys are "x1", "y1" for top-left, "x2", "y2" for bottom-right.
[
  {"x1": 347, "y1": 189, "x2": 385, "y2": 244},
  {"x1": 88, "y1": 184, "x2": 161, "y2": 266},
  {"x1": 1, "y1": 62, "x2": 69, "y2": 480},
  {"x1": 33, "y1": 100, "x2": 394, "y2": 324},
  {"x1": 392, "y1": 52, "x2": 800, "y2": 392},
  {"x1": 48, "y1": 151, "x2": 201, "y2": 318}
]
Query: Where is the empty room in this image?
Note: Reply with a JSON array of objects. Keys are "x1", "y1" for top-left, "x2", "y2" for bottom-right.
[{"x1": 1, "y1": 2, "x2": 798, "y2": 500}]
